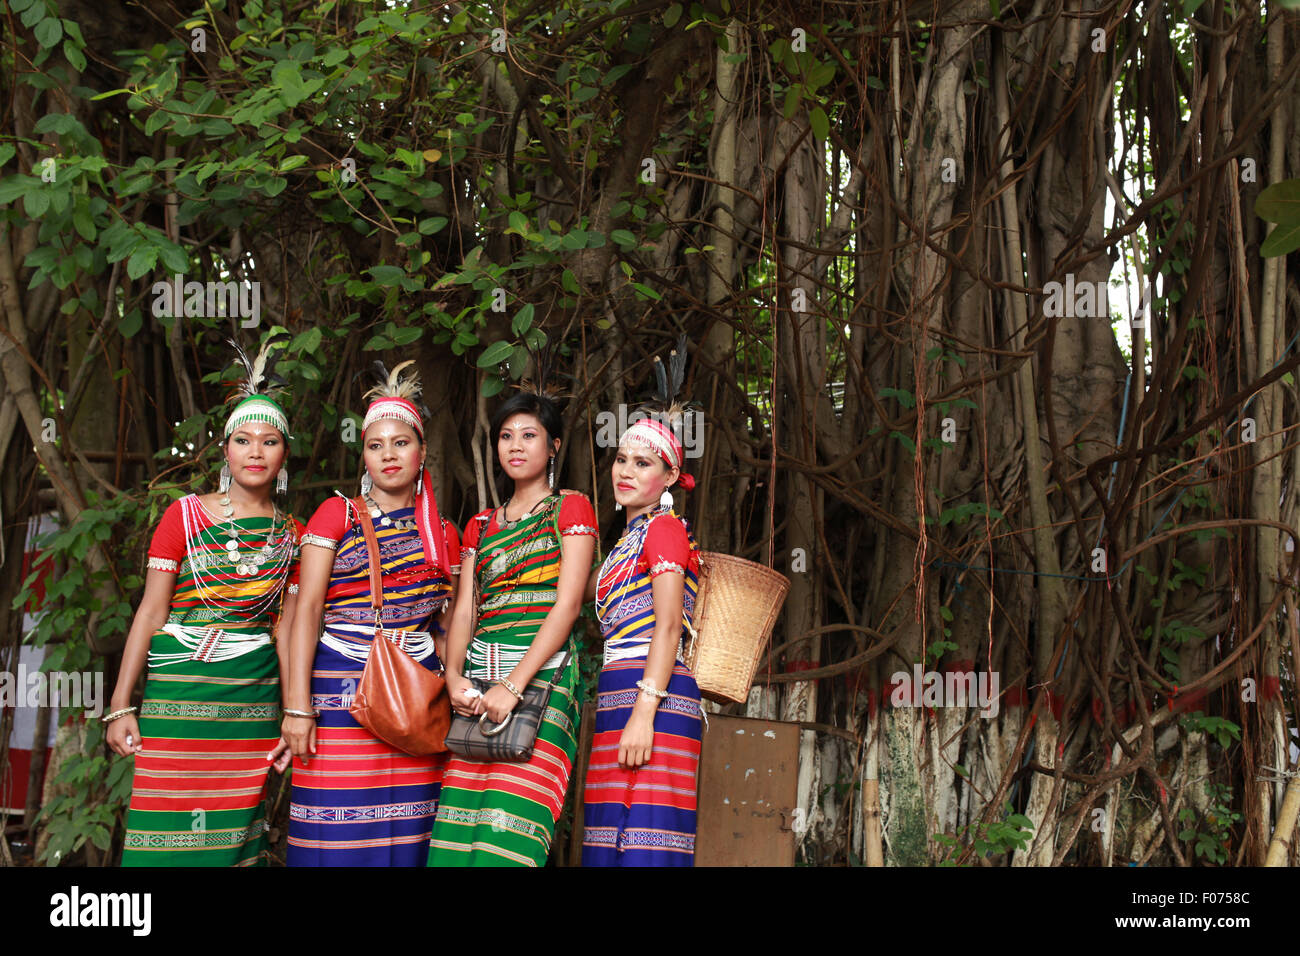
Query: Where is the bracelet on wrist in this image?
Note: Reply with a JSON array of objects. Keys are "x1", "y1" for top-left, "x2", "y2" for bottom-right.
[
  {"x1": 101, "y1": 705, "x2": 138, "y2": 724},
  {"x1": 498, "y1": 677, "x2": 524, "y2": 701},
  {"x1": 635, "y1": 679, "x2": 668, "y2": 700},
  {"x1": 282, "y1": 708, "x2": 318, "y2": 719}
]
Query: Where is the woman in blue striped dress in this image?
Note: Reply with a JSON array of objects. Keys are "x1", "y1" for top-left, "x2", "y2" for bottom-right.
[
  {"x1": 582, "y1": 415, "x2": 702, "y2": 866},
  {"x1": 278, "y1": 362, "x2": 460, "y2": 866}
]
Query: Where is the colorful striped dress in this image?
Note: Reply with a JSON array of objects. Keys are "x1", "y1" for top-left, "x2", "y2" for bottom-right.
[
  {"x1": 428, "y1": 493, "x2": 597, "y2": 867},
  {"x1": 582, "y1": 507, "x2": 702, "y2": 867},
  {"x1": 123, "y1": 494, "x2": 302, "y2": 867},
  {"x1": 287, "y1": 496, "x2": 460, "y2": 867}
]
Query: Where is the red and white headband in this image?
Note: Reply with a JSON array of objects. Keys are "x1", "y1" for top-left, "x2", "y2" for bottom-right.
[{"x1": 620, "y1": 419, "x2": 696, "y2": 490}]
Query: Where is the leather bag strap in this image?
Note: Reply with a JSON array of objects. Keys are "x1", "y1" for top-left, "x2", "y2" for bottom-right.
[{"x1": 351, "y1": 497, "x2": 384, "y2": 619}]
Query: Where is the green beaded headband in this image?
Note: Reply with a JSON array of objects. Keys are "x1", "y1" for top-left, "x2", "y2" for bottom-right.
[{"x1": 225, "y1": 394, "x2": 290, "y2": 440}]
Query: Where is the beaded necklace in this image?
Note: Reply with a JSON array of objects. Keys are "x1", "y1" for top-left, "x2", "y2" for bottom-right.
[
  {"x1": 594, "y1": 505, "x2": 670, "y2": 630},
  {"x1": 184, "y1": 495, "x2": 295, "y2": 618}
]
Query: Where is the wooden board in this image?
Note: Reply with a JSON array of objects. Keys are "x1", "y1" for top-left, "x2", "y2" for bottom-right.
[{"x1": 695, "y1": 714, "x2": 800, "y2": 867}]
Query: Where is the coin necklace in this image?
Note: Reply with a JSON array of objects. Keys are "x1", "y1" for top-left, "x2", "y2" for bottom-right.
[
  {"x1": 219, "y1": 493, "x2": 282, "y2": 576},
  {"x1": 364, "y1": 492, "x2": 417, "y2": 531}
]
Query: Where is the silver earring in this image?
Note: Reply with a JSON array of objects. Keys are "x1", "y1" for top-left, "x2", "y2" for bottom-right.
[
  {"x1": 416, "y1": 470, "x2": 424, "y2": 497},
  {"x1": 660, "y1": 489, "x2": 674, "y2": 511},
  {"x1": 547, "y1": 456, "x2": 555, "y2": 490},
  {"x1": 360, "y1": 471, "x2": 373, "y2": 495},
  {"x1": 614, "y1": 500, "x2": 622, "y2": 511},
  {"x1": 276, "y1": 467, "x2": 288, "y2": 494},
  {"x1": 219, "y1": 462, "x2": 231, "y2": 493}
]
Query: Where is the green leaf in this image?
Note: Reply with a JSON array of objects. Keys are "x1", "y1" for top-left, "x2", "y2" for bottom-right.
[
  {"x1": 481, "y1": 376, "x2": 505, "y2": 398},
  {"x1": 72, "y1": 204, "x2": 96, "y2": 240},
  {"x1": 809, "y1": 106, "x2": 829, "y2": 141},
  {"x1": 890, "y1": 430, "x2": 916, "y2": 454},
  {"x1": 782, "y1": 84, "x2": 801, "y2": 119},
  {"x1": 23, "y1": 187, "x2": 49, "y2": 218},
  {"x1": 663, "y1": 3, "x2": 683, "y2": 27},
  {"x1": 272, "y1": 60, "x2": 308, "y2": 106},
  {"x1": 63, "y1": 39, "x2": 86, "y2": 71},
  {"x1": 126, "y1": 245, "x2": 158, "y2": 280},
  {"x1": 368, "y1": 265, "x2": 405, "y2": 285},
  {"x1": 630, "y1": 282, "x2": 661, "y2": 300},
  {"x1": 1255, "y1": 179, "x2": 1300, "y2": 224},
  {"x1": 34, "y1": 17, "x2": 63, "y2": 49},
  {"x1": 1261, "y1": 220, "x2": 1300, "y2": 258},
  {"x1": 476, "y1": 340, "x2": 514, "y2": 368},
  {"x1": 0, "y1": 174, "x2": 37, "y2": 204},
  {"x1": 511, "y1": 303, "x2": 535, "y2": 336},
  {"x1": 610, "y1": 229, "x2": 636, "y2": 249}
]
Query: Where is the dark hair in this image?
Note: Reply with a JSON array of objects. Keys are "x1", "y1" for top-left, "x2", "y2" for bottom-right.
[{"x1": 489, "y1": 393, "x2": 563, "y2": 497}]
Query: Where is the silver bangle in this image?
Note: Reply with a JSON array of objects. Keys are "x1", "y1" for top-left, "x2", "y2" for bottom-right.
[
  {"x1": 635, "y1": 679, "x2": 668, "y2": 700},
  {"x1": 101, "y1": 706, "x2": 137, "y2": 724}
]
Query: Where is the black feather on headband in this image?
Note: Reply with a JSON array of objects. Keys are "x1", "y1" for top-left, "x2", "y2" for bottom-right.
[
  {"x1": 645, "y1": 333, "x2": 698, "y2": 424},
  {"x1": 227, "y1": 333, "x2": 289, "y2": 400}
]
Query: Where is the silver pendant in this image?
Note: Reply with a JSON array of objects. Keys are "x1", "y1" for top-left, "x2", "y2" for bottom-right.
[{"x1": 380, "y1": 516, "x2": 392, "y2": 527}]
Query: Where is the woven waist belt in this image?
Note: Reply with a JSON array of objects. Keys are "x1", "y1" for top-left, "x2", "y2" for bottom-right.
[
  {"x1": 149, "y1": 623, "x2": 273, "y2": 667},
  {"x1": 603, "y1": 637, "x2": 684, "y2": 667},
  {"x1": 466, "y1": 641, "x2": 569, "y2": 681},
  {"x1": 319, "y1": 622, "x2": 436, "y2": 664}
]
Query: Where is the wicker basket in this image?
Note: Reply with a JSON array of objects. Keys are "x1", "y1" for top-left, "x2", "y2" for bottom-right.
[{"x1": 682, "y1": 551, "x2": 791, "y2": 704}]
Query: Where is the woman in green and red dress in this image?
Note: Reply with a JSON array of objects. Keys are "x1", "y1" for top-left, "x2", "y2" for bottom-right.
[
  {"x1": 107, "y1": 342, "x2": 302, "y2": 866},
  {"x1": 428, "y1": 392, "x2": 597, "y2": 866}
]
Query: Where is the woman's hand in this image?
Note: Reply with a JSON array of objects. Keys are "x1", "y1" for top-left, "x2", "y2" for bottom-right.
[
  {"x1": 618, "y1": 711, "x2": 655, "y2": 769},
  {"x1": 266, "y1": 737, "x2": 293, "y2": 773},
  {"x1": 446, "y1": 673, "x2": 481, "y2": 717},
  {"x1": 281, "y1": 715, "x2": 317, "y2": 765},
  {"x1": 481, "y1": 683, "x2": 521, "y2": 724},
  {"x1": 106, "y1": 714, "x2": 143, "y2": 757}
]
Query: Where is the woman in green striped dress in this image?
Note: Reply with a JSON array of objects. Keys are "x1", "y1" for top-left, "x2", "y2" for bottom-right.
[
  {"x1": 106, "y1": 341, "x2": 301, "y2": 866},
  {"x1": 428, "y1": 392, "x2": 597, "y2": 866}
]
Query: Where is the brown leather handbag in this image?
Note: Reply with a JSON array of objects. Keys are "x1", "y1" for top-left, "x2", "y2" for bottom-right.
[{"x1": 347, "y1": 497, "x2": 451, "y2": 755}]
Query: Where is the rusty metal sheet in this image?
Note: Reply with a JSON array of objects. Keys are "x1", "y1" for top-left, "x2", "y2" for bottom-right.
[{"x1": 696, "y1": 714, "x2": 800, "y2": 867}]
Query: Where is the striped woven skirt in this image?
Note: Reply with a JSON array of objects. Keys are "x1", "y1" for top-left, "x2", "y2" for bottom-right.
[
  {"x1": 121, "y1": 630, "x2": 279, "y2": 867},
  {"x1": 427, "y1": 656, "x2": 579, "y2": 867},
  {"x1": 287, "y1": 637, "x2": 445, "y2": 866},
  {"x1": 581, "y1": 658, "x2": 702, "y2": 867}
]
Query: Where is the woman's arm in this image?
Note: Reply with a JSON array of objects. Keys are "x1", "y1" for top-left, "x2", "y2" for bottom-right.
[
  {"x1": 511, "y1": 532, "x2": 593, "y2": 685},
  {"x1": 434, "y1": 573, "x2": 457, "y2": 667},
  {"x1": 274, "y1": 590, "x2": 298, "y2": 702},
  {"x1": 280, "y1": 545, "x2": 332, "y2": 762},
  {"x1": 105, "y1": 569, "x2": 176, "y2": 755},
  {"x1": 479, "y1": 533, "x2": 594, "y2": 723},
  {"x1": 441, "y1": 555, "x2": 480, "y2": 716},
  {"x1": 618, "y1": 570, "x2": 686, "y2": 769}
]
